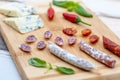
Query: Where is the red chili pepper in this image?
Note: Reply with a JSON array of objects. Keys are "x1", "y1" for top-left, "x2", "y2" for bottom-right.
[
  {"x1": 63, "y1": 13, "x2": 91, "y2": 26},
  {"x1": 48, "y1": 3, "x2": 55, "y2": 20}
]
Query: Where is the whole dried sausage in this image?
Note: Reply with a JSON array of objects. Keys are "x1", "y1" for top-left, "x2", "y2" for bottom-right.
[
  {"x1": 103, "y1": 36, "x2": 117, "y2": 52},
  {"x1": 103, "y1": 36, "x2": 120, "y2": 57},
  {"x1": 48, "y1": 42, "x2": 95, "y2": 70},
  {"x1": 114, "y1": 46, "x2": 120, "y2": 56},
  {"x1": 79, "y1": 40, "x2": 116, "y2": 68}
]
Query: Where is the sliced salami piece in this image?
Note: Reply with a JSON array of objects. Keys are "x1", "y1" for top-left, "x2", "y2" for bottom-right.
[
  {"x1": 103, "y1": 36, "x2": 120, "y2": 57},
  {"x1": 55, "y1": 36, "x2": 64, "y2": 46},
  {"x1": 37, "y1": 41, "x2": 46, "y2": 50},
  {"x1": 26, "y1": 35, "x2": 37, "y2": 43},
  {"x1": 19, "y1": 43, "x2": 31, "y2": 52},
  {"x1": 48, "y1": 42, "x2": 95, "y2": 71},
  {"x1": 68, "y1": 36, "x2": 76, "y2": 45},
  {"x1": 79, "y1": 40, "x2": 116, "y2": 68},
  {"x1": 89, "y1": 35, "x2": 99, "y2": 44},
  {"x1": 44, "y1": 31, "x2": 52, "y2": 39}
]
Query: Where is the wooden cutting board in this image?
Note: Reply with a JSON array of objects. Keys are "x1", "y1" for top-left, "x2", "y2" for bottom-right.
[{"x1": 0, "y1": 1, "x2": 120, "y2": 80}]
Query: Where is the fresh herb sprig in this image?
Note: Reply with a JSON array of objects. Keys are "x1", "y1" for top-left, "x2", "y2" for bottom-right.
[
  {"x1": 28, "y1": 57, "x2": 75, "y2": 75},
  {"x1": 56, "y1": 66, "x2": 75, "y2": 75},
  {"x1": 28, "y1": 57, "x2": 47, "y2": 67}
]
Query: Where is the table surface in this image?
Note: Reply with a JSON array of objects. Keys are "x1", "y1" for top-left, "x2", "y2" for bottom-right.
[{"x1": 0, "y1": 0, "x2": 120, "y2": 80}]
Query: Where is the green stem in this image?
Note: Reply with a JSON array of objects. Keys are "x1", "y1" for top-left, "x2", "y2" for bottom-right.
[
  {"x1": 80, "y1": 21, "x2": 91, "y2": 26},
  {"x1": 76, "y1": 17, "x2": 91, "y2": 26},
  {"x1": 49, "y1": 3, "x2": 52, "y2": 8},
  {"x1": 44, "y1": 63, "x2": 53, "y2": 74}
]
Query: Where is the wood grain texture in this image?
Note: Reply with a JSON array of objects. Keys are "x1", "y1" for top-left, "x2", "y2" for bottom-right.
[{"x1": 0, "y1": 1, "x2": 120, "y2": 80}]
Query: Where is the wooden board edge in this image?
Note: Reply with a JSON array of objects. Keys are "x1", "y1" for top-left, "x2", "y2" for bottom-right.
[
  {"x1": 0, "y1": 1, "x2": 120, "y2": 80},
  {"x1": 0, "y1": 25, "x2": 28, "y2": 80}
]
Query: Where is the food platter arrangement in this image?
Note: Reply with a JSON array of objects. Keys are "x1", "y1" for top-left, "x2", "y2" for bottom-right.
[{"x1": 0, "y1": 0, "x2": 120, "y2": 80}]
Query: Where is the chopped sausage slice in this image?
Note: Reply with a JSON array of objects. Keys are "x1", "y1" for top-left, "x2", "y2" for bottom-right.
[
  {"x1": 68, "y1": 36, "x2": 76, "y2": 45},
  {"x1": 89, "y1": 35, "x2": 99, "y2": 43},
  {"x1": 55, "y1": 36, "x2": 64, "y2": 46},
  {"x1": 37, "y1": 41, "x2": 46, "y2": 50},
  {"x1": 103, "y1": 36, "x2": 120, "y2": 57},
  {"x1": 79, "y1": 40, "x2": 116, "y2": 68},
  {"x1": 26, "y1": 35, "x2": 37, "y2": 43},
  {"x1": 19, "y1": 43, "x2": 31, "y2": 52},
  {"x1": 44, "y1": 31, "x2": 52, "y2": 39},
  {"x1": 81, "y1": 29, "x2": 91, "y2": 36},
  {"x1": 63, "y1": 28, "x2": 77, "y2": 36},
  {"x1": 48, "y1": 42, "x2": 95, "y2": 70}
]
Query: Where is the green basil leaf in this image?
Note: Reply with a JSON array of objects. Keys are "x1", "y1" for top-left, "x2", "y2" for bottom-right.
[
  {"x1": 56, "y1": 66, "x2": 75, "y2": 75},
  {"x1": 28, "y1": 57, "x2": 47, "y2": 68}
]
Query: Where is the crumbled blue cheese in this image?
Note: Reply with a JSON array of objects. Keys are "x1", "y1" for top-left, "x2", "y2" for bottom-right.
[
  {"x1": 0, "y1": 2, "x2": 39, "y2": 17},
  {"x1": 3, "y1": 15, "x2": 44, "y2": 33}
]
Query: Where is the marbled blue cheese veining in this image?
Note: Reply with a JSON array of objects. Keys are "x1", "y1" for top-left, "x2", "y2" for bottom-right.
[
  {"x1": 3, "y1": 15, "x2": 44, "y2": 33},
  {"x1": 0, "y1": 2, "x2": 39, "y2": 17}
]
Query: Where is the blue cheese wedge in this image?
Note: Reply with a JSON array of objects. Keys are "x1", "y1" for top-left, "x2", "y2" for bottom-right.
[
  {"x1": 3, "y1": 15, "x2": 44, "y2": 33},
  {"x1": 0, "y1": 2, "x2": 39, "y2": 17}
]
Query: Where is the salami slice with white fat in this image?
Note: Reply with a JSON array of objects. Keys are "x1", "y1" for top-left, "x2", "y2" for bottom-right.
[
  {"x1": 79, "y1": 40, "x2": 116, "y2": 68},
  {"x1": 19, "y1": 43, "x2": 31, "y2": 52},
  {"x1": 55, "y1": 36, "x2": 64, "y2": 46},
  {"x1": 48, "y1": 42, "x2": 95, "y2": 70},
  {"x1": 44, "y1": 31, "x2": 52, "y2": 39},
  {"x1": 68, "y1": 36, "x2": 76, "y2": 45},
  {"x1": 26, "y1": 35, "x2": 37, "y2": 43},
  {"x1": 37, "y1": 41, "x2": 46, "y2": 50}
]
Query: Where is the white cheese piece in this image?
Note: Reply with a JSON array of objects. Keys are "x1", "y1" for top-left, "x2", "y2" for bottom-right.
[
  {"x1": 3, "y1": 15, "x2": 44, "y2": 33},
  {"x1": 0, "y1": 2, "x2": 39, "y2": 17}
]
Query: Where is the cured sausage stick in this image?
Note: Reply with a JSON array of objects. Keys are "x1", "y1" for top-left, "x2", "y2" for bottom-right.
[
  {"x1": 103, "y1": 36, "x2": 120, "y2": 57},
  {"x1": 48, "y1": 42, "x2": 95, "y2": 71},
  {"x1": 79, "y1": 40, "x2": 116, "y2": 68}
]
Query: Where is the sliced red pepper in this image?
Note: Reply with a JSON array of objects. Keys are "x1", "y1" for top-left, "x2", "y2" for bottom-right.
[
  {"x1": 89, "y1": 35, "x2": 99, "y2": 44},
  {"x1": 63, "y1": 28, "x2": 77, "y2": 36},
  {"x1": 81, "y1": 29, "x2": 92, "y2": 36}
]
